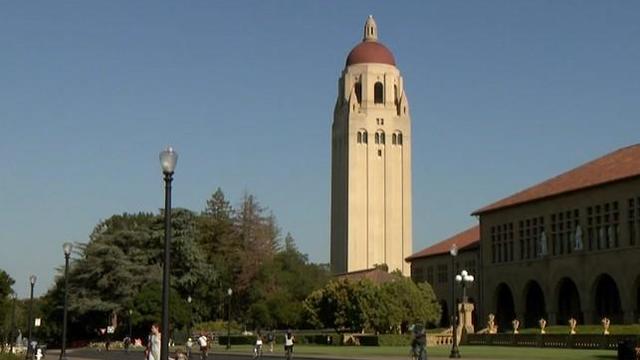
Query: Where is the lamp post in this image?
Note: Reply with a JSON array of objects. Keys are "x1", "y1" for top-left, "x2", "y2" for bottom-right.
[
  {"x1": 60, "y1": 242, "x2": 73, "y2": 360},
  {"x1": 450, "y1": 269, "x2": 475, "y2": 358},
  {"x1": 160, "y1": 146, "x2": 178, "y2": 360},
  {"x1": 128, "y1": 309, "x2": 133, "y2": 340},
  {"x1": 226, "y1": 288, "x2": 232, "y2": 350},
  {"x1": 9, "y1": 292, "x2": 16, "y2": 354},
  {"x1": 449, "y1": 244, "x2": 460, "y2": 358},
  {"x1": 26, "y1": 275, "x2": 36, "y2": 360},
  {"x1": 187, "y1": 296, "x2": 192, "y2": 341}
]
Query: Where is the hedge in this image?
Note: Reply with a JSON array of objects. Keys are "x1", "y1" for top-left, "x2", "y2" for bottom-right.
[
  {"x1": 217, "y1": 333, "x2": 341, "y2": 346},
  {"x1": 216, "y1": 333, "x2": 414, "y2": 347},
  {"x1": 0, "y1": 354, "x2": 20, "y2": 360}
]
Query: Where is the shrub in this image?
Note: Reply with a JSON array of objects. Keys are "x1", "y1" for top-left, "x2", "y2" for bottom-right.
[
  {"x1": 378, "y1": 334, "x2": 413, "y2": 346},
  {"x1": 217, "y1": 335, "x2": 256, "y2": 345}
]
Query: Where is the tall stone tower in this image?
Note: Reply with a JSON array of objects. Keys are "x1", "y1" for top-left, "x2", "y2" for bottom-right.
[{"x1": 331, "y1": 16, "x2": 412, "y2": 275}]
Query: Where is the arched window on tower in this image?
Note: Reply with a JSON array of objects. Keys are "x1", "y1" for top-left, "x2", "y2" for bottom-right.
[
  {"x1": 392, "y1": 133, "x2": 397, "y2": 145},
  {"x1": 375, "y1": 132, "x2": 380, "y2": 144},
  {"x1": 357, "y1": 132, "x2": 362, "y2": 144},
  {"x1": 355, "y1": 82, "x2": 362, "y2": 103},
  {"x1": 374, "y1": 82, "x2": 384, "y2": 104},
  {"x1": 394, "y1": 84, "x2": 398, "y2": 105},
  {"x1": 362, "y1": 131, "x2": 368, "y2": 144},
  {"x1": 381, "y1": 131, "x2": 385, "y2": 144},
  {"x1": 398, "y1": 132, "x2": 403, "y2": 145}
]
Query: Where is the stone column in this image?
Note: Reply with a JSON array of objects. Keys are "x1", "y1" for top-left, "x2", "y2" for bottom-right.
[
  {"x1": 461, "y1": 303, "x2": 475, "y2": 334},
  {"x1": 548, "y1": 312, "x2": 557, "y2": 325},
  {"x1": 455, "y1": 302, "x2": 475, "y2": 345}
]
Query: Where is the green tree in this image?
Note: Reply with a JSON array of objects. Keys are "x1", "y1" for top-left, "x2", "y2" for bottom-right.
[
  {"x1": 304, "y1": 275, "x2": 441, "y2": 334},
  {"x1": 380, "y1": 276, "x2": 441, "y2": 332},
  {"x1": 132, "y1": 282, "x2": 190, "y2": 332},
  {"x1": 41, "y1": 209, "x2": 213, "y2": 342},
  {"x1": 0, "y1": 270, "x2": 15, "y2": 347}
]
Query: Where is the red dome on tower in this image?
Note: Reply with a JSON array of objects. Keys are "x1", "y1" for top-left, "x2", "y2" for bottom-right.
[
  {"x1": 345, "y1": 15, "x2": 396, "y2": 67},
  {"x1": 346, "y1": 41, "x2": 396, "y2": 66}
]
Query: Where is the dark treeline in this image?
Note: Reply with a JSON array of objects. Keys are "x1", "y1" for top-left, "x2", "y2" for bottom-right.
[{"x1": 34, "y1": 188, "x2": 330, "y2": 343}]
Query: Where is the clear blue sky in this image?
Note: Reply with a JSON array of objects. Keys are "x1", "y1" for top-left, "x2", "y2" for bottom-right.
[{"x1": 1, "y1": 1, "x2": 639, "y2": 298}]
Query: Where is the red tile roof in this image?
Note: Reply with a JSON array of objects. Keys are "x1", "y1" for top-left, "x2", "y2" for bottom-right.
[
  {"x1": 406, "y1": 225, "x2": 480, "y2": 261},
  {"x1": 473, "y1": 144, "x2": 640, "y2": 215}
]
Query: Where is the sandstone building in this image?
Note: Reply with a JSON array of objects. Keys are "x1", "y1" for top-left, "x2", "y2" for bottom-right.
[
  {"x1": 331, "y1": 16, "x2": 412, "y2": 275},
  {"x1": 408, "y1": 144, "x2": 640, "y2": 329}
]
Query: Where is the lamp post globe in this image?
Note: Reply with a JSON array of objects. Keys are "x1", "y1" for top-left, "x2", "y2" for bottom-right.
[
  {"x1": 449, "y1": 244, "x2": 458, "y2": 257},
  {"x1": 159, "y1": 146, "x2": 177, "y2": 360},
  {"x1": 160, "y1": 147, "x2": 178, "y2": 175},
  {"x1": 60, "y1": 242, "x2": 73, "y2": 360},
  {"x1": 63, "y1": 242, "x2": 73, "y2": 256}
]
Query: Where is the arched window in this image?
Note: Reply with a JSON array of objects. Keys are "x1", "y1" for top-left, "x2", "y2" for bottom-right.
[
  {"x1": 392, "y1": 133, "x2": 397, "y2": 145},
  {"x1": 355, "y1": 82, "x2": 362, "y2": 103},
  {"x1": 357, "y1": 132, "x2": 362, "y2": 144},
  {"x1": 374, "y1": 82, "x2": 384, "y2": 104},
  {"x1": 380, "y1": 132, "x2": 385, "y2": 145},
  {"x1": 362, "y1": 131, "x2": 368, "y2": 144},
  {"x1": 398, "y1": 133, "x2": 403, "y2": 145},
  {"x1": 394, "y1": 85, "x2": 398, "y2": 104},
  {"x1": 375, "y1": 132, "x2": 380, "y2": 144}
]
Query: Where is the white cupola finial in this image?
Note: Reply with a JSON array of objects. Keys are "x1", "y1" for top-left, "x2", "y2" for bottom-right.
[{"x1": 363, "y1": 15, "x2": 378, "y2": 42}]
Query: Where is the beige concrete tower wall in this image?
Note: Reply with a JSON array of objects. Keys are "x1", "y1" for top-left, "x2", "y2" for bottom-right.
[
  {"x1": 330, "y1": 103, "x2": 349, "y2": 273},
  {"x1": 333, "y1": 62, "x2": 412, "y2": 275}
]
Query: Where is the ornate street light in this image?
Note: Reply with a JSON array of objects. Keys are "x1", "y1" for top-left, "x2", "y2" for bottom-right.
[
  {"x1": 159, "y1": 146, "x2": 178, "y2": 360},
  {"x1": 60, "y1": 242, "x2": 73, "y2": 360},
  {"x1": 455, "y1": 270, "x2": 475, "y2": 304},
  {"x1": 226, "y1": 288, "x2": 232, "y2": 350},
  {"x1": 26, "y1": 275, "x2": 37, "y2": 360},
  {"x1": 450, "y1": 269, "x2": 475, "y2": 358},
  {"x1": 128, "y1": 309, "x2": 133, "y2": 340},
  {"x1": 449, "y1": 244, "x2": 460, "y2": 358},
  {"x1": 10, "y1": 292, "x2": 17, "y2": 354},
  {"x1": 187, "y1": 296, "x2": 192, "y2": 342}
]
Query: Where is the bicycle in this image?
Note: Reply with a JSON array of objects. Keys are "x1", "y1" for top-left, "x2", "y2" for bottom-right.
[
  {"x1": 253, "y1": 342, "x2": 263, "y2": 359},
  {"x1": 285, "y1": 345, "x2": 293, "y2": 360},
  {"x1": 410, "y1": 344, "x2": 426, "y2": 360}
]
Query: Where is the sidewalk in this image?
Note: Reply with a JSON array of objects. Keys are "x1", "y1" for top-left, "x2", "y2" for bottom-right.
[{"x1": 51, "y1": 348, "x2": 489, "y2": 360}]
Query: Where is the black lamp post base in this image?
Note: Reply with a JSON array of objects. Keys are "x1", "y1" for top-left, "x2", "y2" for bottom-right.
[{"x1": 449, "y1": 349, "x2": 461, "y2": 358}]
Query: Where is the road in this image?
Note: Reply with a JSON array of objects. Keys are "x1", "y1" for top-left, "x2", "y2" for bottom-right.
[{"x1": 46, "y1": 349, "x2": 378, "y2": 360}]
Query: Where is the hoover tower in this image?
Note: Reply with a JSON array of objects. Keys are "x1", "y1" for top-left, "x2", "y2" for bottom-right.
[{"x1": 331, "y1": 16, "x2": 412, "y2": 275}]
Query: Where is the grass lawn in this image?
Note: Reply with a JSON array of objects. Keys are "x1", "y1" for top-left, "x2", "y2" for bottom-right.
[{"x1": 214, "y1": 344, "x2": 618, "y2": 359}]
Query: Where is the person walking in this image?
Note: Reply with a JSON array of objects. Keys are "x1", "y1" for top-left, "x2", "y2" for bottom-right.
[
  {"x1": 197, "y1": 334, "x2": 208, "y2": 360},
  {"x1": 267, "y1": 330, "x2": 275, "y2": 352},
  {"x1": 284, "y1": 330, "x2": 295, "y2": 360},
  {"x1": 146, "y1": 324, "x2": 161, "y2": 360}
]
